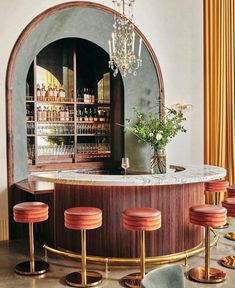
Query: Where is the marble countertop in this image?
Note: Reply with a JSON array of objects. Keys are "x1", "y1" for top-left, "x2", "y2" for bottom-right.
[{"x1": 31, "y1": 164, "x2": 226, "y2": 186}]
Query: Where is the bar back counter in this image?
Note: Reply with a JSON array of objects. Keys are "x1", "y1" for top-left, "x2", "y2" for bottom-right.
[{"x1": 13, "y1": 165, "x2": 225, "y2": 265}]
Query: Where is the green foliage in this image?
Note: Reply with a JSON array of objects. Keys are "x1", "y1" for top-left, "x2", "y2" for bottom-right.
[{"x1": 125, "y1": 107, "x2": 186, "y2": 151}]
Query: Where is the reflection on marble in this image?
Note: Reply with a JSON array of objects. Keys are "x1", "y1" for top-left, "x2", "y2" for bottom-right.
[{"x1": 31, "y1": 165, "x2": 226, "y2": 186}]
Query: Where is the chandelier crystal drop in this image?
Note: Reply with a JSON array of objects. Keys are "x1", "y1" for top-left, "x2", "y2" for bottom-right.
[{"x1": 108, "y1": 0, "x2": 142, "y2": 77}]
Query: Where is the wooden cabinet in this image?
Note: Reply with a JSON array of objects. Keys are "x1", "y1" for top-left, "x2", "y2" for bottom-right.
[{"x1": 26, "y1": 38, "x2": 124, "y2": 171}]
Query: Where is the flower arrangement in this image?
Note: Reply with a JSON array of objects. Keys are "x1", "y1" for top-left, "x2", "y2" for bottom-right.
[{"x1": 125, "y1": 105, "x2": 187, "y2": 173}]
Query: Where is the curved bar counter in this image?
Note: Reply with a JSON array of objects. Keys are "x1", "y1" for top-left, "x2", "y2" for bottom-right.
[{"x1": 30, "y1": 165, "x2": 226, "y2": 263}]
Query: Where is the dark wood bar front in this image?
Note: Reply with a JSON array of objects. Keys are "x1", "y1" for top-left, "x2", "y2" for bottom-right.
[
  {"x1": 13, "y1": 165, "x2": 226, "y2": 262},
  {"x1": 54, "y1": 182, "x2": 204, "y2": 258}
]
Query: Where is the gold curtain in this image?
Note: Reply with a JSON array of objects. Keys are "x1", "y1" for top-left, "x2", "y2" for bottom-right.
[{"x1": 204, "y1": 0, "x2": 235, "y2": 185}]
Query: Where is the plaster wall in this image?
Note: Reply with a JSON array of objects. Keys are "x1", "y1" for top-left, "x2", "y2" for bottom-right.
[{"x1": 0, "y1": 0, "x2": 203, "y2": 240}]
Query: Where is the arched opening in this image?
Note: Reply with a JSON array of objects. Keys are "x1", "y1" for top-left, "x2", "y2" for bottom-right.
[{"x1": 6, "y1": 1, "x2": 164, "y2": 186}]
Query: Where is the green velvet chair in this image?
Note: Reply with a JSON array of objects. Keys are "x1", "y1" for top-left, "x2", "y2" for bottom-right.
[{"x1": 141, "y1": 265, "x2": 185, "y2": 288}]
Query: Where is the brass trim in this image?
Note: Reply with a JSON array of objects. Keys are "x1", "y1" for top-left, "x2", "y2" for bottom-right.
[{"x1": 43, "y1": 229, "x2": 218, "y2": 266}]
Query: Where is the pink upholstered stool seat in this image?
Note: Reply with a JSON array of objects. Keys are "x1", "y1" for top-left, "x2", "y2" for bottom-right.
[
  {"x1": 122, "y1": 208, "x2": 161, "y2": 287},
  {"x1": 13, "y1": 202, "x2": 48, "y2": 223},
  {"x1": 222, "y1": 198, "x2": 235, "y2": 217},
  {"x1": 188, "y1": 204, "x2": 227, "y2": 284},
  {"x1": 13, "y1": 202, "x2": 49, "y2": 276},
  {"x1": 64, "y1": 207, "x2": 103, "y2": 287},
  {"x1": 205, "y1": 180, "x2": 229, "y2": 192},
  {"x1": 189, "y1": 205, "x2": 227, "y2": 227},
  {"x1": 123, "y1": 208, "x2": 161, "y2": 231},
  {"x1": 227, "y1": 187, "x2": 235, "y2": 198},
  {"x1": 64, "y1": 207, "x2": 102, "y2": 230}
]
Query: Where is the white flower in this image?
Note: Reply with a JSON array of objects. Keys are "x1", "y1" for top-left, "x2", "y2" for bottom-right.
[
  {"x1": 156, "y1": 133, "x2": 162, "y2": 141},
  {"x1": 149, "y1": 133, "x2": 154, "y2": 137}
]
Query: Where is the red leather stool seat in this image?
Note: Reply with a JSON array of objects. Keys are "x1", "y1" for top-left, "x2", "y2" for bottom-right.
[
  {"x1": 205, "y1": 180, "x2": 229, "y2": 192},
  {"x1": 189, "y1": 204, "x2": 227, "y2": 227},
  {"x1": 64, "y1": 207, "x2": 102, "y2": 230},
  {"x1": 123, "y1": 208, "x2": 161, "y2": 231},
  {"x1": 222, "y1": 198, "x2": 235, "y2": 217},
  {"x1": 13, "y1": 202, "x2": 48, "y2": 223},
  {"x1": 227, "y1": 187, "x2": 235, "y2": 198}
]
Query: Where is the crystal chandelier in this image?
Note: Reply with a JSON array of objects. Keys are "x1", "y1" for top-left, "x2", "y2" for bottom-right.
[{"x1": 108, "y1": 0, "x2": 142, "y2": 77}]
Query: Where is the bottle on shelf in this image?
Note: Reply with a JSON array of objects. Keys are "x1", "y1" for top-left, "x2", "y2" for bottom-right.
[
  {"x1": 89, "y1": 108, "x2": 94, "y2": 122},
  {"x1": 53, "y1": 85, "x2": 58, "y2": 101},
  {"x1": 36, "y1": 83, "x2": 41, "y2": 101},
  {"x1": 93, "y1": 108, "x2": 98, "y2": 122},
  {"x1": 41, "y1": 84, "x2": 46, "y2": 101},
  {"x1": 46, "y1": 84, "x2": 53, "y2": 101},
  {"x1": 59, "y1": 106, "x2": 65, "y2": 121},
  {"x1": 58, "y1": 86, "x2": 66, "y2": 100},
  {"x1": 42, "y1": 106, "x2": 47, "y2": 121},
  {"x1": 37, "y1": 106, "x2": 43, "y2": 121},
  {"x1": 84, "y1": 108, "x2": 89, "y2": 121},
  {"x1": 65, "y1": 106, "x2": 70, "y2": 121}
]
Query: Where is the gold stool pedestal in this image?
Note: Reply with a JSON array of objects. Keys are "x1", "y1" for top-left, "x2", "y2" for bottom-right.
[
  {"x1": 65, "y1": 271, "x2": 102, "y2": 287},
  {"x1": 122, "y1": 273, "x2": 142, "y2": 288},
  {"x1": 15, "y1": 260, "x2": 49, "y2": 276},
  {"x1": 225, "y1": 231, "x2": 235, "y2": 240},
  {"x1": 189, "y1": 226, "x2": 226, "y2": 284},
  {"x1": 189, "y1": 267, "x2": 226, "y2": 283},
  {"x1": 220, "y1": 256, "x2": 235, "y2": 269}
]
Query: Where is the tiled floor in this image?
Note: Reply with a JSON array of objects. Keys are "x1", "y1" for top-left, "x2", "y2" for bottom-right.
[{"x1": 0, "y1": 228, "x2": 235, "y2": 288}]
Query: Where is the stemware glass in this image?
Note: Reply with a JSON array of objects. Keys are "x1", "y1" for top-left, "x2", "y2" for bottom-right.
[{"x1": 122, "y1": 157, "x2": 130, "y2": 176}]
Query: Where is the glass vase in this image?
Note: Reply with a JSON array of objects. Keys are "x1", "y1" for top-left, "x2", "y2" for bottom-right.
[{"x1": 151, "y1": 149, "x2": 166, "y2": 174}]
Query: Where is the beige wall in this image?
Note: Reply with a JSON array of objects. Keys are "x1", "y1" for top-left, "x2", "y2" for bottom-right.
[{"x1": 0, "y1": 0, "x2": 203, "y2": 240}]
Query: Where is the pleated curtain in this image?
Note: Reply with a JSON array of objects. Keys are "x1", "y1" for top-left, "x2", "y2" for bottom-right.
[{"x1": 204, "y1": 0, "x2": 235, "y2": 184}]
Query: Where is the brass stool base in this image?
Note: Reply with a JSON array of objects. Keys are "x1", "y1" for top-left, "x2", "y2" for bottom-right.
[
  {"x1": 220, "y1": 256, "x2": 235, "y2": 269},
  {"x1": 122, "y1": 273, "x2": 143, "y2": 288},
  {"x1": 225, "y1": 231, "x2": 235, "y2": 241},
  {"x1": 214, "y1": 223, "x2": 229, "y2": 229},
  {"x1": 65, "y1": 271, "x2": 102, "y2": 287},
  {"x1": 15, "y1": 260, "x2": 49, "y2": 276},
  {"x1": 189, "y1": 267, "x2": 226, "y2": 283}
]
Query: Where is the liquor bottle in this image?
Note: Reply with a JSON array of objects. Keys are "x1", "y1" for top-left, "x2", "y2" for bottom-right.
[
  {"x1": 37, "y1": 106, "x2": 42, "y2": 121},
  {"x1": 89, "y1": 108, "x2": 93, "y2": 122},
  {"x1": 59, "y1": 86, "x2": 66, "y2": 100},
  {"x1": 84, "y1": 88, "x2": 89, "y2": 103},
  {"x1": 91, "y1": 89, "x2": 95, "y2": 104},
  {"x1": 65, "y1": 106, "x2": 69, "y2": 121},
  {"x1": 93, "y1": 108, "x2": 98, "y2": 122},
  {"x1": 52, "y1": 106, "x2": 57, "y2": 121},
  {"x1": 77, "y1": 109, "x2": 81, "y2": 122},
  {"x1": 41, "y1": 84, "x2": 46, "y2": 101},
  {"x1": 59, "y1": 106, "x2": 65, "y2": 121},
  {"x1": 53, "y1": 85, "x2": 58, "y2": 100},
  {"x1": 84, "y1": 108, "x2": 89, "y2": 121},
  {"x1": 42, "y1": 106, "x2": 47, "y2": 121},
  {"x1": 47, "y1": 84, "x2": 53, "y2": 101},
  {"x1": 36, "y1": 84, "x2": 41, "y2": 100}
]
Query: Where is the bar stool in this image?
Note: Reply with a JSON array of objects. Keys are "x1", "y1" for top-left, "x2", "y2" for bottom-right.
[
  {"x1": 13, "y1": 201, "x2": 49, "y2": 275},
  {"x1": 220, "y1": 198, "x2": 235, "y2": 268},
  {"x1": 205, "y1": 180, "x2": 229, "y2": 206},
  {"x1": 189, "y1": 204, "x2": 227, "y2": 283},
  {"x1": 64, "y1": 207, "x2": 102, "y2": 287},
  {"x1": 224, "y1": 187, "x2": 235, "y2": 240},
  {"x1": 205, "y1": 180, "x2": 229, "y2": 228},
  {"x1": 122, "y1": 208, "x2": 161, "y2": 288}
]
